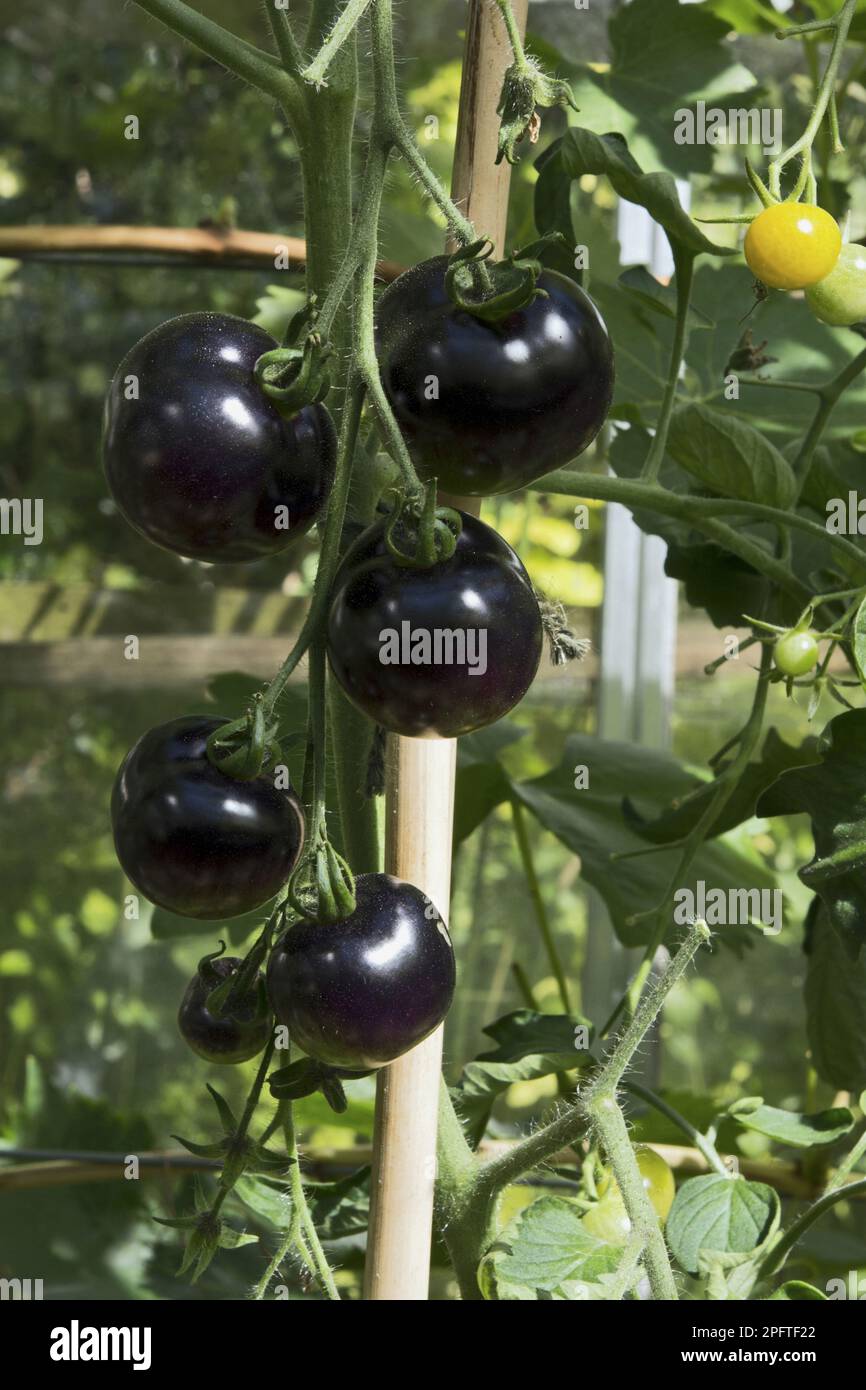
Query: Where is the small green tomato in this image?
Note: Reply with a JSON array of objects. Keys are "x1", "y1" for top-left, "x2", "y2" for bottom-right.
[
  {"x1": 805, "y1": 243, "x2": 866, "y2": 327},
  {"x1": 583, "y1": 1146, "x2": 676, "y2": 1244},
  {"x1": 773, "y1": 630, "x2": 820, "y2": 677}
]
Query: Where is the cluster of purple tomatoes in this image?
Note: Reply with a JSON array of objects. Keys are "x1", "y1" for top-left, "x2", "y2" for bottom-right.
[{"x1": 104, "y1": 258, "x2": 614, "y2": 1073}]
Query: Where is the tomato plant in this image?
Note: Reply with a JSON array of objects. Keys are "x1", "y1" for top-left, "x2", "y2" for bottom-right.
[{"x1": 12, "y1": 0, "x2": 865, "y2": 1315}]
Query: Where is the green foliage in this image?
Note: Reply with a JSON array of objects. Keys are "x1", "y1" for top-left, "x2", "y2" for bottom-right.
[
  {"x1": 452, "y1": 1009, "x2": 594, "y2": 1145},
  {"x1": 804, "y1": 903, "x2": 866, "y2": 1089},
  {"x1": 479, "y1": 1196, "x2": 624, "y2": 1300},
  {"x1": 665, "y1": 1174, "x2": 780, "y2": 1276},
  {"x1": 4, "y1": 0, "x2": 866, "y2": 1306},
  {"x1": 759, "y1": 711, "x2": 866, "y2": 953}
]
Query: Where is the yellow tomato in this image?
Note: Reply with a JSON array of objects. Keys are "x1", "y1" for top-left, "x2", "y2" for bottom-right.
[{"x1": 744, "y1": 202, "x2": 842, "y2": 291}]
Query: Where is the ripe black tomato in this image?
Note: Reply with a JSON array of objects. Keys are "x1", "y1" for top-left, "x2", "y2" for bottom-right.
[
  {"x1": 326, "y1": 510, "x2": 543, "y2": 738},
  {"x1": 375, "y1": 256, "x2": 614, "y2": 495},
  {"x1": 178, "y1": 955, "x2": 270, "y2": 1065},
  {"x1": 111, "y1": 716, "x2": 304, "y2": 920},
  {"x1": 266, "y1": 874, "x2": 455, "y2": 1070},
  {"x1": 103, "y1": 312, "x2": 336, "y2": 563}
]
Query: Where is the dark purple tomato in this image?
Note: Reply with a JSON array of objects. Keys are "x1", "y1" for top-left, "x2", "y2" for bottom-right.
[
  {"x1": 375, "y1": 257, "x2": 614, "y2": 495},
  {"x1": 103, "y1": 312, "x2": 336, "y2": 562},
  {"x1": 266, "y1": 874, "x2": 455, "y2": 1070},
  {"x1": 178, "y1": 955, "x2": 270, "y2": 1065},
  {"x1": 326, "y1": 510, "x2": 543, "y2": 737},
  {"x1": 111, "y1": 716, "x2": 304, "y2": 920}
]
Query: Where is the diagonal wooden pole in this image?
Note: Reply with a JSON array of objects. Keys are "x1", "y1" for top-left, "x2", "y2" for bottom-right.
[{"x1": 362, "y1": 0, "x2": 528, "y2": 1303}]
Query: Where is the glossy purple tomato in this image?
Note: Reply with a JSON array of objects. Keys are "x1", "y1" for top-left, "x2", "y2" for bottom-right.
[
  {"x1": 103, "y1": 313, "x2": 336, "y2": 562},
  {"x1": 375, "y1": 257, "x2": 614, "y2": 495},
  {"x1": 111, "y1": 716, "x2": 304, "y2": 920},
  {"x1": 326, "y1": 510, "x2": 543, "y2": 738},
  {"x1": 178, "y1": 955, "x2": 270, "y2": 1065},
  {"x1": 266, "y1": 874, "x2": 456, "y2": 1070}
]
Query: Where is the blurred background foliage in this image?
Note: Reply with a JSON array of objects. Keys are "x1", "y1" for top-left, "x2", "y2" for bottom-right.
[{"x1": 1, "y1": 0, "x2": 865, "y2": 1300}]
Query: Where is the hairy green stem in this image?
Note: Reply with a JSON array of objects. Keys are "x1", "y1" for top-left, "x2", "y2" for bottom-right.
[
  {"x1": 532, "y1": 472, "x2": 816, "y2": 601},
  {"x1": 267, "y1": 4, "x2": 305, "y2": 76},
  {"x1": 437, "y1": 922, "x2": 710, "y2": 1298},
  {"x1": 759, "y1": 1177, "x2": 866, "y2": 1280},
  {"x1": 641, "y1": 248, "x2": 695, "y2": 483},
  {"x1": 261, "y1": 381, "x2": 366, "y2": 714},
  {"x1": 624, "y1": 646, "x2": 772, "y2": 1010},
  {"x1": 824, "y1": 1127, "x2": 866, "y2": 1194},
  {"x1": 302, "y1": 0, "x2": 373, "y2": 86},
  {"x1": 625, "y1": 1081, "x2": 729, "y2": 1177},
  {"x1": 510, "y1": 798, "x2": 571, "y2": 1012},
  {"x1": 370, "y1": 0, "x2": 476, "y2": 244},
  {"x1": 493, "y1": 0, "x2": 529, "y2": 70},
  {"x1": 606, "y1": 1230, "x2": 646, "y2": 1301},
  {"x1": 133, "y1": 0, "x2": 302, "y2": 119},
  {"x1": 768, "y1": 0, "x2": 857, "y2": 198},
  {"x1": 792, "y1": 343, "x2": 866, "y2": 499},
  {"x1": 286, "y1": 1101, "x2": 340, "y2": 1299},
  {"x1": 589, "y1": 1093, "x2": 678, "y2": 1298}
]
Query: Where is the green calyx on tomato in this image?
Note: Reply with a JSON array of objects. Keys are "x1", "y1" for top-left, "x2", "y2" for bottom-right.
[
  {"x1": 805, "y1": 243, "x2": 866, "y2": 327},
  {"x1": 744, "y1": 202, "x2": 842, "y2": 291},
  {"x1": 773, "y1": 629, "x2": 821, "y2": 677},
  {"x1": 582, "y1": 1146, "x2": 676, "y2": 1245}
]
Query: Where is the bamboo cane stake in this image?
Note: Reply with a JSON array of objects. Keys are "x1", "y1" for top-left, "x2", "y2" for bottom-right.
[
  {"x1": 0, "y1": 224, "x2": 401, "y2": 280},
  {"x1": 362, "y1": 0, "x2": 528, "y2": 1303}
]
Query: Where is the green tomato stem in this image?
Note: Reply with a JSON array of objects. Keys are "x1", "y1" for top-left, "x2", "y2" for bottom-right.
[
  {"x1": 625, "y1": 1081, "x2": 731, "y2": 1178},
  {"x1": 824, "y1": 1127, "x2": 866, "y2": 1194},
  {"x1": 261, "y1": 379, "x2": 366, "y2": 716},
  {"x1": 792, "y1": 342, "x2": 866, "y2": 500},
  {"x1": 759, "y1": 1177, "x2": 866, "y2": 1280},
  {"x1": 267, "y1": 6, "x2": 305, "y2": 77},
  {"x1": 606, "y1": 1230, "x2": 646, "y2": 1300},
  {"x1": 133, "y1": 0, "x2": 304, "y2": 123},
  {"x1": 622, "y1": 646, "x2": 772, "y2": 1014},
  {"x1": 768, "y1": 0, "x2": 857, "y2": 199},
  {"x1": 589, "y1": 1095, "x2": 678, "y2": 1299},
  {"x1": 510, "y1": 798, "x2": 572, "y2": 1013},
  {"x1": 493, "y1": 0, "x2": 530, "y2": 72},
  {"x1": 641, "y1": 247, "x2": 695, "y2": 483},
  {"x1": 302, "y1": 0, "x2": 373, "y2": 87}
]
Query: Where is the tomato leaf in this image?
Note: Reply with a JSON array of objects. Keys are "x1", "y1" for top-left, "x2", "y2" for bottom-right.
[
  {"x1": 452, "y1": 1009, "x2": 594, "y2": 1146},
  {"x1": 758, "y1": 709, "x2": 866, "y2": 954},
  {"x1": 852, "y1": 594, "x2": 866, "y2": 691},
  {"x1": 454, "y1": 723, "x2": 527, "y2": 844},
  {"x1": 730, "y1": 1102, "x2": 854, "y2": 1148},
  {"x1": 667, "y1": 402, "x2": 797, "y2": 509},
  {"x1": 624, "y1": 729, "x2": 821, "y2": 844},
  {"x1": 618, "y1": 267, "x2": 713, "y2": 328},
  {"x1": 559, "y1": 128, "x2": 733, "y2": 258},
  {"x1": 513, "y1": 733, "x2": 777, "y2": 949},
  {"x1": 804, "y1": 902, "x2": 866, "y2": 1091},
  {"x1": 563, "y1": 0, "x2": 758, "y2": 178},
  {"x1": 665, "y1": 1174, "x2": 780, "y2": 1275},
  {"x1": 766, "y1": 1281, "x2": 828, "y2": 1301},
  {"x1": 480, "y1": 1196, "x2": 624, "y2": 1300}
]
